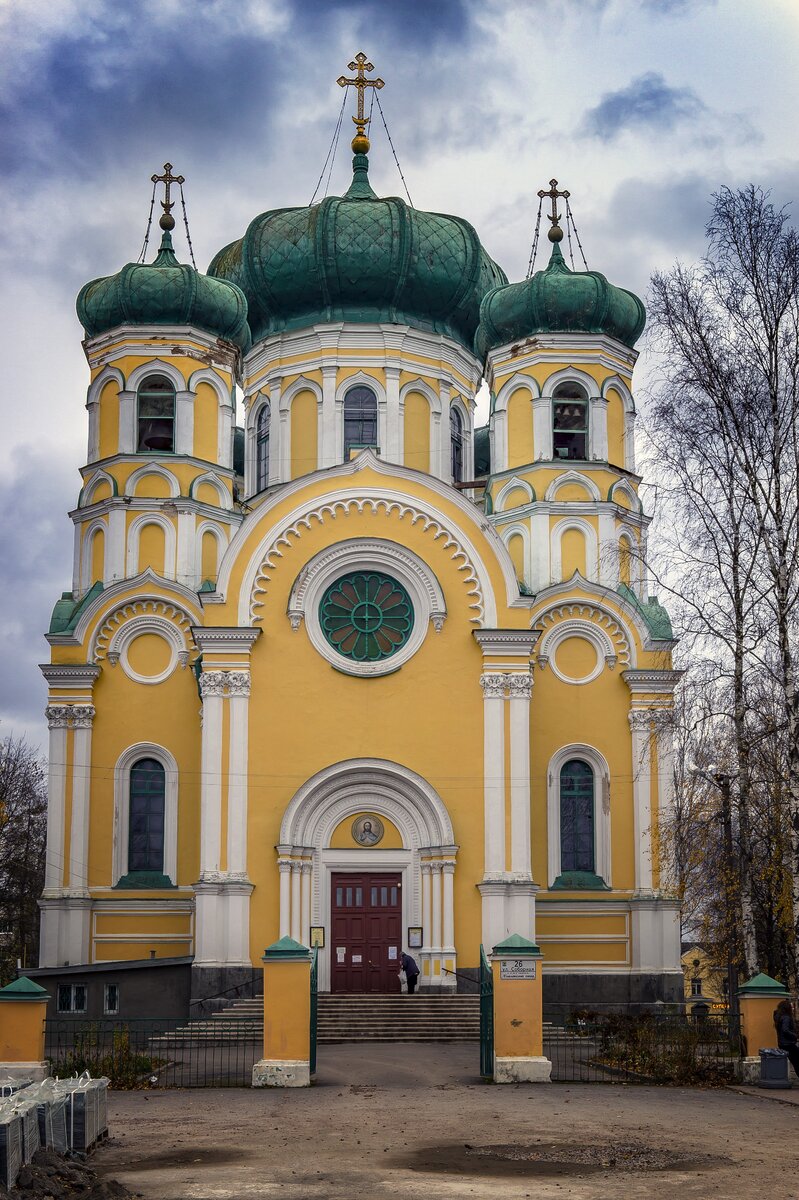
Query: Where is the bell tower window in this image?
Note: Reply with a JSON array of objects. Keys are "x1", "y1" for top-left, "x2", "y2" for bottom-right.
[
  {"x1": 343, "y1": 386, "x2": 378, "y2": 459},
  {"x1": 553, "y1": 385, "x2": 588, "y2": 460},
  {"x1": 137, "y1": 375, "x2": 175, "y2": 454},
  {"x1": 450, "y1": 407, "x2": 464, "y2": 482},
  {"x1": 256, "y1": 401, "x2": 270, "y2": 491}
]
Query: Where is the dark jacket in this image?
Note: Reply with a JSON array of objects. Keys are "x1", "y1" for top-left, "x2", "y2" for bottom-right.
[
  {"x1": 775, "y1": 1013, "x2": 798, "y2": 1049},
  {"x1": 400, "y1": 953, "x2": 419, "y2": 978}
]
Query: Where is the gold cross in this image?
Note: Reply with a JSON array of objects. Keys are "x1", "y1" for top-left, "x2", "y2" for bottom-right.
[
  {"x1": 151, "y1": 162, "x2": 185, "y2": 231},
  {"x1": 537, "y1": 178, "x2": 570, "y2": 232},
  {"x1": 337, "y1": 52, "x2": 384, "y2": 150}
]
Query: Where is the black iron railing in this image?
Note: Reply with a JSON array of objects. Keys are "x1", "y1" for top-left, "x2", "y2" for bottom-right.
[{"x1": 479, "y1": 945, "x2": 493, "y2": 1079}]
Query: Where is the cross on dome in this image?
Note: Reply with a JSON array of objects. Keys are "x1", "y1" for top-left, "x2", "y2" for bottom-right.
[
  {"x1": 151, "y1": 162, "x2": 185, "y2": 232},
  {"x1": 337, "y1": 52, "x2": 384, "y2": 154},
  {"x1": 538, "y1": 178, "x2": 570, "y2": 243}
]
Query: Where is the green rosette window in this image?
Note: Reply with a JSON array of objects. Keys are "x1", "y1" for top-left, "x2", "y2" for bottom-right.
[{"x1": 319, "y1": 571, "x2": 414, "y2": 663}]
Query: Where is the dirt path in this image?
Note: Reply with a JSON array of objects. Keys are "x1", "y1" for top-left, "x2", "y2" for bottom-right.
[{"x1": 93, "y1": 1044, "x2": 797, "y2": 1199}]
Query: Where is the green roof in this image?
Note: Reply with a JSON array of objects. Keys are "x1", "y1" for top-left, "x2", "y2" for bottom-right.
[
  {"x1": 262, "y1": 936, "x2": 311, "y2": 961},
  {"x1": 475, "y1": 240, "x2": 645, "y2": 358},
  {"x1": 77, "y1": 231, "x2": 250, "y2": 350},
  {"x1": 617, "y1": 583, "x2": 674, "y2": 640},
  {"x1": 48, "y1": 581, "x2": 104, "y2": 635},
  {"x1": 208, "y1": 154, "x2": 507, "y2": 355},
  {"x1": 0, "y1": 976, "x2": 49, "y2": 1002},
  {"x1": 737, "y1": 972, "x2": 789, "y2": 996},
  {"x1": 492, "y1": 933, "x2": 541, "y2": 955}
]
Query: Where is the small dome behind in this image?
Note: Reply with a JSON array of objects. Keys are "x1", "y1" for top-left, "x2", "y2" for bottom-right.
[
  {"x1": 475, "y1": 241, "x2": 645, "y2": 358},
  {"x1": 77, "y1": 230, "x2": 251, "y2": 351}
]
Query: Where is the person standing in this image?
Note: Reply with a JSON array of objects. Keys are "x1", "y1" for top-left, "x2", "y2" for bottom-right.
[
  {"x1": 400, "y1": 951, "x2": 420, "y2": 994},
  {"x1": 773, "y1": 998, "x2": 799, "y2": 1078}
]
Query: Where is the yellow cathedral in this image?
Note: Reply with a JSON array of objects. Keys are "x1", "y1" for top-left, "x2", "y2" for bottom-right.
[{"x1": 38, "y1": 57, "x2": 682, "y2": 1010}]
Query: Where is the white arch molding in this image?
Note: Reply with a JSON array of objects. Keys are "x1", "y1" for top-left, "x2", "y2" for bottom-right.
[
  {"x1": 278, "y1": 375, "x2": 324, "y2": 483},
  {"x1": 279, "y1": 759, "x2": 457, "y2": 992},
  {"x1": 546, "y1": 744, "x2": 612, "y2": 889},
  {"x1": 125, "y1": 462, "x2": 180, "y2": 499}
]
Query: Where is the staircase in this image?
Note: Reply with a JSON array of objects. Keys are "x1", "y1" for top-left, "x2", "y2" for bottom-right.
[{"x1": 157, "y1": 992, "x2": 481, "y2": 1044}]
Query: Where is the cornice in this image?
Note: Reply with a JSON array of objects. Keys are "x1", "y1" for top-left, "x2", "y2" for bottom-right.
[
  {"x1": 192, "y1": 627, "x2": 262, "y2": 654},
  {"x1": 83, "y1": 325, "x2": 240, "y2": 375},
  {"x1": 489, "y1": 500, "x2": 652, "y2": 529},
  {"x1": 71, "y1": 496, "x2": 243, "y2": 525},
  {"x1": 622, "y1": 669, "x2": 685, "y2": 694},
  {"x1": 40, "y1": 663, "x2": 101, "y2": 689},
  {"x1": 474, "y1": 629, "x2": 540, "y2": 656},
  {"x1": 79, "y1": 454, "x2": 236, "y2": 482},
  {"x1": 484, "y1": 333, "x2": 638, "y2": 383}
]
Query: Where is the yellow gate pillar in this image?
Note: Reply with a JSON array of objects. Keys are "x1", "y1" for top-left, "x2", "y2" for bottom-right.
[
  {"x1": 491, "y1": 934, "x2": 551, "y2": 1083},
  {"x1": 737, "y1": 972, "x2": 790, "y2": 1084},
  {"x1": 252, "y1": 936, "x2": 312, "y2": 1088},
  {"x1": 0, "y1": 977, "x2": 50, "y2": 1082}
]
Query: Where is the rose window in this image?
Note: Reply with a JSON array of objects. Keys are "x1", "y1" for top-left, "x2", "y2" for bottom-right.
[{"x1": 319, "y1": 571, "x2": 414, "y2": 663}]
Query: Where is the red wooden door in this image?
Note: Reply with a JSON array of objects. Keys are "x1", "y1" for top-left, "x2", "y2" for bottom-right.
[{"x1": 330, "y1": 872, "x2": 402, "y2": 993}]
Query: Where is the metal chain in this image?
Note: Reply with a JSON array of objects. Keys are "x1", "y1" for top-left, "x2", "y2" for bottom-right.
[
  {"x1": 137, "y1": 181, "x2": 157, "y2": 263},
  {"x1": 374, "y1": 91, "x2": 413, "y2": 206},
  {"x1": 526, "y1": 197, "x2": 544, "y2": 278},
  {"x1": 309, "y1": 92, "x2": 347, "y2": 205},
  {"x1": 179, "y1": 182, "x2": 198, "y2": 269},
  {"x1": 565, "y1": 198, "x2": 589, "y2": 269}
]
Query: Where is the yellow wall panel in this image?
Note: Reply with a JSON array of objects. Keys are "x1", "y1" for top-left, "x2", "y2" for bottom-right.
[
  {"x1": 403, "y1": 391, "x2": 430, "y2": 473},
  {"x1": 93, "y1": 942, "x2": 192, "y2": 962},
  {"x1": 98, "y1": 380, "x2": 120, "y2": 460},
  {"x1": 193, "y1": 382, "x2": 219, "y2": 463},
  {"x1": 507, "y1": 388, "x2": 534, "y2": 468},
  {"x1": 606, "y1": 387, "x2": 625, "y2": 466},
  {"x1": 540, "y1": 941, "x2": 629, "y2": 964},
  {"x1": 201, "y1": 530, "x2": 219, "y2": 582},
  {"x1": 137, "y1": 522, "x2": 166, "y2": 575},
  {"x1": 133, "y1": 472, "x2": 171, "y2": 499},
  {"x1": 561, "y1": 527, "x2": 586, "y2": 579},
  {"x1": 90, "y1": 527, "x2": 105, "y2": 583},
  {"x1": 291, "y1": 390, "x2": 318, "y2": 479},
  {"x1": 506, "y1": 533, "x2": 525, "y2": 581}
]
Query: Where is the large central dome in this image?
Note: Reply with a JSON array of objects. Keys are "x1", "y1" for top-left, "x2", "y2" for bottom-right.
[{"x1": 208, "y1": 153, "x2": 507, "y2": 355}]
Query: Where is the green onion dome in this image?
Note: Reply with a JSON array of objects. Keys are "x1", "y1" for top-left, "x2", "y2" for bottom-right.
[
  {"x1": 475, "y1": 241, "x2": 645, "y2": 358},
  {"x1": 207, "y1": 154, "x2": 507, "y2": 355},
  {"x1": 77, "y1": 231, "x2": 251, "y2": 351}
]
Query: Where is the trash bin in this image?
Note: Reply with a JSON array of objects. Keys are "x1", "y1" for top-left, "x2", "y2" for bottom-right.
[{"x1": 758, "y1": 1048, "x2": 792, "y2": 1089}]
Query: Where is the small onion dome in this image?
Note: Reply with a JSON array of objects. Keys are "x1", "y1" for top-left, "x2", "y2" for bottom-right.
[
  {"x1": 76, "y1": 231, "x2": 251, "y2": 351},
  {"x1": 208, "y1": 153, "x2": 507, "y2": 355},
  {"x1": 475, "y1": 241, "x2": 645, "y2": 358}
]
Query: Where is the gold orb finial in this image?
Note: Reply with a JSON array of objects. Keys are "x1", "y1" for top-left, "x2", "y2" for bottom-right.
[{"x1": 548, "y1": 224, "x2": 563, "y2": 242}]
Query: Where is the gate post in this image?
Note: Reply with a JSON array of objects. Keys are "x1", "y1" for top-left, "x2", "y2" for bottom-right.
[
  {"x1": 0, "y1": 977, "x2": 50, "y2": 1082},
  {"x1": 491, "y1": 934, "x2": 551, "y2": 1083},
  {"x1": 737, "y1": 972, "x2": 790, "y2": 1084},
  {"x1": 252, "y1": 936, "x2": 312, "y2": 1088}
]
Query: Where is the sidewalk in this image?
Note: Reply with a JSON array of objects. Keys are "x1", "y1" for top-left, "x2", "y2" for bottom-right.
[{"x1": 92, "y1": 1044, "x2": 799, "y2": 1200}]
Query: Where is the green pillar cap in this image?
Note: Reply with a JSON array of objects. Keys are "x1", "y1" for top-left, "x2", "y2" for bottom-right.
[
  {"x1": 492, "y1": 933, "x2": 542, "y2": 956},
  {"x1": 737, "y1": 971, "x2": 790, "y2": 997},
  {"x1": 262, "y1": 936, "x2": 311, "y2": 962},
  {"x1": 0, "y1": 976, "x2": 49, "y2": 1002}
]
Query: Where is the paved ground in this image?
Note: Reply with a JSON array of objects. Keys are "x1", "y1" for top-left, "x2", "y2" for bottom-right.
[{"x1": 94, "y1": 1044, "x2": 798, "y2": 1200}]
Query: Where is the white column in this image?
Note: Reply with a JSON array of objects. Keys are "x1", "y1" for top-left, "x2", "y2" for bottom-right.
[
  {"x1": 442, "y1": 860, "x2": 455, "y2": 950},
  {"x1": 421, "y1": 860, "x2": 432, "y2": 946},
  {"x1": 532, "y1": 395, "x2": 551, "y2": 461},
  {"x1": 629, "y1": 710, "x2": 653, "y2": 892},
  {"x1": 218, "y1": 398, "x2": 234, "y2": 469},
  {"x1": 384, "y1": 366, "x2": 400, "y2": 462},
  {"x1": 106, "y1": 508, "x2": 126, "y2": 583},
  {"x1": 175, "y1": 390, "x2": 195, "y2": 456},
  {"x1": 480, "y1": 673, "x2": 506, "y2": 878},
  {"x1": 290, "y1": 864, "x2": 302, "y2": 942},
  {"x1": 508, "y1": 673, "x2": 533, "y2": 878},
  {"x1": 199, "y1": 671, "x2": 226, "y2": 875},
  {"x1": 175, "y1": 510, "x2": 194, "y2": 587},
  {"x1": 118, "y1": 390, "x2": 136, "y2": 454},
  {"x1": 278, "y1": 392, "x2": 291, "y2": 482},
  {"x1": 86, "y1": 400, "x2": 100, "y2": 463},
  {"x1": 654, "y1": 712, "x2": 676, "y2": 881},
  {"x1": 300, "y1": 862, "x2": 312, "y2": 946},
  {"x1": 226, "y1": 671, "x2": 250, "y2": 877},
  {"x1": 437, "y1": 380, "x2": 451, "y2": 481},
  {"x1": 321, "y1": 365, "x2": 338, "y2": 467},
  {"x1": 268, "y1": 379, "x2": 282, "y2": 486},
  {"x1": 69, "y1": 706, "x2": 95, "y2": 892},
  {"x1": 278, "y1": 858, "x2": 292, "y2": 939},
  {"x1": 590, "y1": 394, "x2": 609, "y2": 461},
  {"x1": 597, "y1": 509, "x2": 617, "y2": 588},
  {"x1": 529, "y1": 510, "x2": 550, "y2": 592},
  {"x1": 431, "y1": 862, "x2": 443, "y2": 953},
  {"x1": 43, "y1": 707, "x2": 70, "y2": 891}
]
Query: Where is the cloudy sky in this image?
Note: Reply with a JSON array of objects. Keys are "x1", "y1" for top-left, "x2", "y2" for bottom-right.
[{"x1": 1, "y1": 0, "x2": 797, "y2": 751}]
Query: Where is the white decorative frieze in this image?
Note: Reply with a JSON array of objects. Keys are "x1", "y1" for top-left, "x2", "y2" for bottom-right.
[{"x1": 45, "y1": 704, "x2": 95, "y2": 729}]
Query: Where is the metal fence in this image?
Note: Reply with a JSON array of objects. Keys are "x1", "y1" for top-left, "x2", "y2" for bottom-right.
[
  {"x1": 44, "y1": 1018, "x2": 261, "y2": 1088},
  {"x1": 543, "y1": 1009, "x2": 742, "y2": 1084},
  {"x1": 310, "y1": 947, "x2": 318, "y2": 1075},
  {"x1": 479, "y1": 945, "x2": 493, "y2": 1079}
]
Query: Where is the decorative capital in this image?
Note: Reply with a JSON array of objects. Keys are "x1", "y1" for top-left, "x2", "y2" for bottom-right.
[
  {"x1": 628, "y1": 709, "x2": 652, "y2": 732},
  {"x1": 227, "y1": 670, "x2": 251, "y2": 698},
  {"x1": 507, "y1": 672, "x2": 533, "y2": 699},
  {"x1": 430, "y1": 860, "x2": 444, "y2": 873},
  {"x1": 441, "y1": 859, "x2": 456, "y2": 874},
  {"x1": 277, "y1": 859, "x2": 293, "y2": 874},
  {"x1": 71, "y1": 705, "x2": 96, "y2": 729},
  {"x1": 200, "y1": 670, "x2": 227, "y2": 698},
  {"x1": 300, "y1": 861, "x2": 313, "y2": 875},
  {"x1": 480, "y1": 672, "x2": 507, "y2": 699},
  {"x1": 45, "y1": 705, "x2": 71, "y2": 729}
]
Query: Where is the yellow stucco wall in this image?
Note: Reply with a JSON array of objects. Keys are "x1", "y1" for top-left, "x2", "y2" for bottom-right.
[
  {"x1": 291, "y1": 390, "x2": 318, "y2": 479},
  {"x1": 403, "y1": 391, "x2": 430, "y2": 473}
]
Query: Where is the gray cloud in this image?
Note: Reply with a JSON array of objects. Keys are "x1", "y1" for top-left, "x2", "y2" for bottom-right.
[{"x1": 581, "y1": 72, "x2": 705, "y2": 141}]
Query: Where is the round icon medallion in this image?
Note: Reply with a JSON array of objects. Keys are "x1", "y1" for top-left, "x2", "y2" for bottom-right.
[{"x1": 352, "y1": 814, "x2": 384, "y2": 846}]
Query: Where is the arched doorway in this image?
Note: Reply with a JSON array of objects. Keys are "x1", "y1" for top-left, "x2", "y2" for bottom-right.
[{"x1": 277, "y1": 759, "x2": 457, "y2": 992}]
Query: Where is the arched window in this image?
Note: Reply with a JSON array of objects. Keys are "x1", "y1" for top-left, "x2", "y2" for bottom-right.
[
  {"x1": 343, "y1": 386, "x2": 377, "y2": 459},
  {"x1": 128, "y1": 758, "x2": 166, "y2": 874},
  {"x1": 256, "y1": 402, "x2": 270, "y2": 491},
  {"x1": 137, "y1": 375, "x2": 175, "y2": 453},
  {"x1": 559, "y1": 758, "x2": 595, "y2": 873},
  {"x1": 450, "y1": 407, "x2": 464, "y2": 482},
  {"x1": 553, "y1": 384, "x2": 588, "y2": 460}
]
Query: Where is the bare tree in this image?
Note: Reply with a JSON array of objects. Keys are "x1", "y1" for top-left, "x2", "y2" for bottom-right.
[{"x1": 0, "y1": 733, "x2": 47, "y2": 981}]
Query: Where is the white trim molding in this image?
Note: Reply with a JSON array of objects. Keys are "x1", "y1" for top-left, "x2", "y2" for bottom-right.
[
  {"x1": 286, "y1": 537, "x2": 447, "y2": 676},
  {"x1": 544, "y1": 471, "x2": 601, "y2": 503},
  {"x1": 112, "y1": 743, "x2": 179, "y2": 885},
  {"x1": 546, "y1": 744, "x2": 612, "y2": 888},
  {"x1": 106, "y1": 614, "x2": 190, "y2": 684},
  {"x1": 534, "y1": 599, "x2": 633, "y2": 671},
  {"x1": 124, "y1": 462, "x2": 180, "y2": 500},
  {"x1": 538, "y1": 619, "x2": 616, "y2": 684}
]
